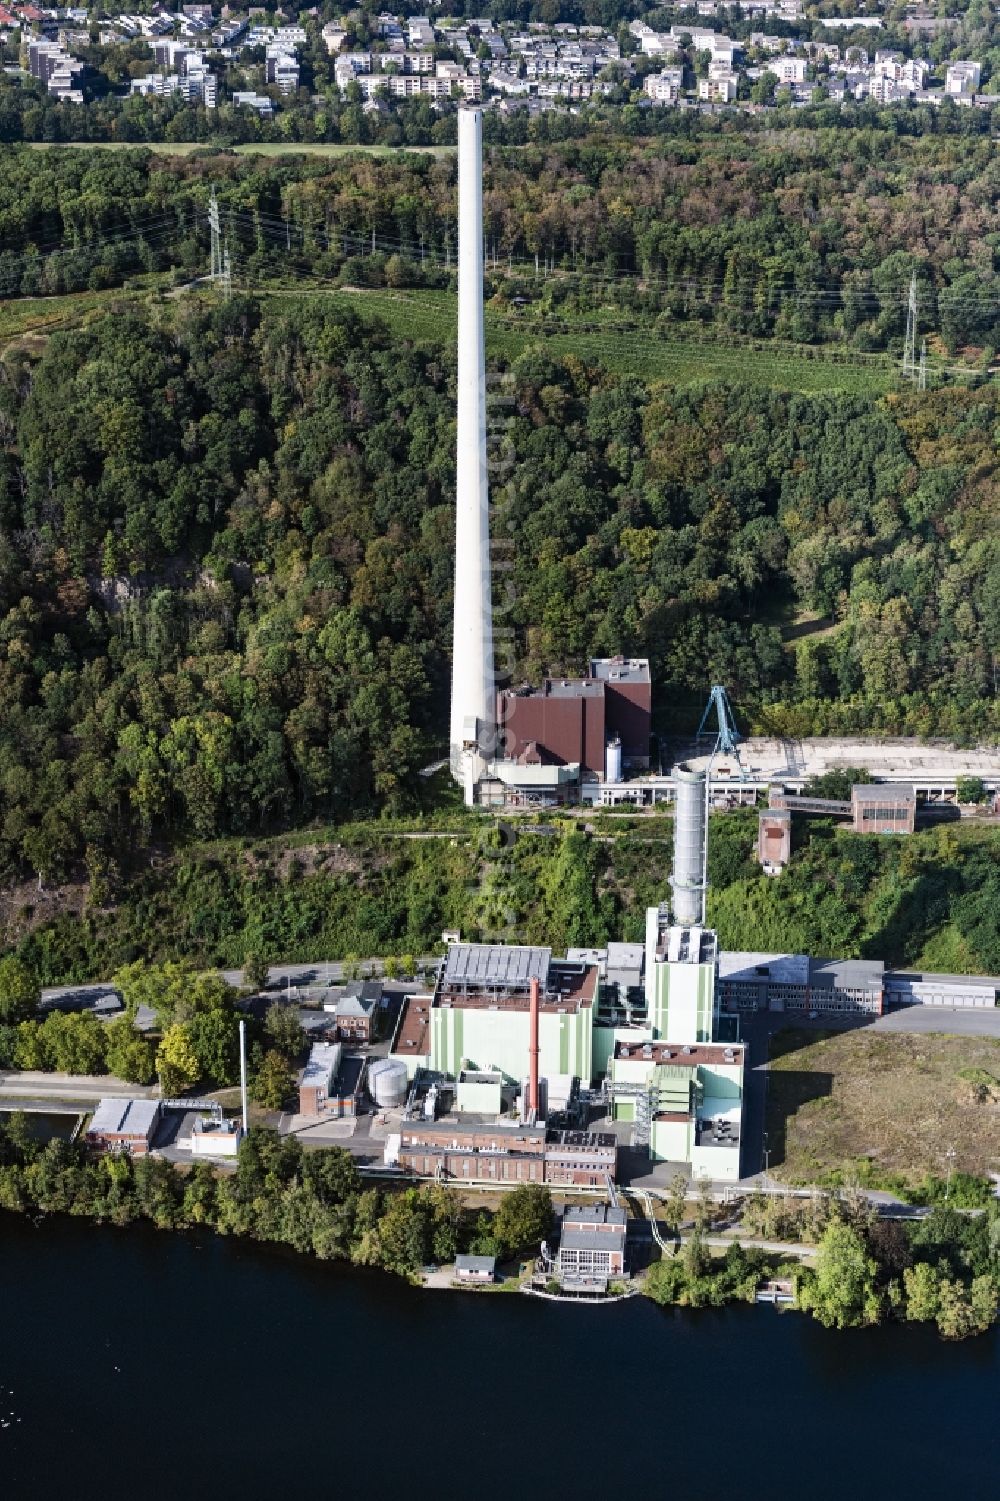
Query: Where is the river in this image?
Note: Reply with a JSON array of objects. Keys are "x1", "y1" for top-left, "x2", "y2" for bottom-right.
[{"x1": 1, "y1": 1213, "x2": 997, "y2": 1500}]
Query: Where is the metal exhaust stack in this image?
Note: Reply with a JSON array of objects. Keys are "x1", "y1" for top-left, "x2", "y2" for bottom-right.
[
  {"x1": 670, "y1": 761, "x2": 708, "y2": 926},
  {"x1": 528, "y1": 976, "x2": 540, "y2": 1118},
  {"x1": 239, "y1": 1018, "x2": 249, "y2": 1140}
]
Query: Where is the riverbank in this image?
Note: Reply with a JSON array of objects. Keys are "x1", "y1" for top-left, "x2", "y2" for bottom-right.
[
  {"x1": 1, "y1": 1213, "x2": 997, "y2": 1501},
  {"x1": 0, "y1": 1115, "x2": 996, "y2": 1343}
]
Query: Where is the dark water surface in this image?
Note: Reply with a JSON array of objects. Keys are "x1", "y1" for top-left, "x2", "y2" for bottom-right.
[
  {"x1": 0, "y1": 1110, "x2": 78, "y2": 1142},
  {"x1": 1, "y1": 1213, "x2": 997, "y2": 1501}
]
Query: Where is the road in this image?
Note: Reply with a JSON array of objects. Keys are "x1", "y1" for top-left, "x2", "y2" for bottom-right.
[
  {"x1": 871, "y1": 1007, "x2": 1000, "y2": 1038},
  {"x1": 41, "y1": 957, "x2": 441, "y2": 1014},
  {"x1": 0, "y1": 1071, "x2": 158, "y2": 1105}
]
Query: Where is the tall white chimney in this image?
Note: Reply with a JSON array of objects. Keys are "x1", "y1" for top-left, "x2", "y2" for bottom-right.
[{"x1": 449, "y1": 104, "x2": 494, "y2": 798}]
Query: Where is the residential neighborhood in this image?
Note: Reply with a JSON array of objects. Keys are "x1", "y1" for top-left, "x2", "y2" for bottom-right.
[{"x1": 1, "y1": 2, "x2": 998, "y2": 119}]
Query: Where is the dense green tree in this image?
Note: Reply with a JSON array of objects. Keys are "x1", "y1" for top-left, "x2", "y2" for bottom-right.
[
  {"x1": 250, "y1": 1049, "x2": 295, "y2": 1111},
  {"x1": 798, "y1": 1219, "x2": 881, "y2": 1329},
  {"x1": 491, "y1": 1184, "x2": 553, "y2": 1257},
  {"x1": 264, "y1": 1002, "x2": 305, "y2": 1062},
  {"x1": 156, "y1": 1023, "x2": 200, "y2": 1096},
  {"x1": 0, "y1": 957, "x2": 40, "y2": 1024},
  {"x1": 104, "y1": 1018, "x2": 156, "y2": 1085}
]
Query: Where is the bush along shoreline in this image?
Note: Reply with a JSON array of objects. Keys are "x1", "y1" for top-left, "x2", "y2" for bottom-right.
[
  {"x1": 0, "y1": 1117, "x2": 553, "y2": 1280},
  {"x1": 0, "y1": 1116, "x2": 996, "y2": 1340}
]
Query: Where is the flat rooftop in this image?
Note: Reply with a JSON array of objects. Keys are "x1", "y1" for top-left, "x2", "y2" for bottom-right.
[
  {"x1": 546, "y1": 1129, "x2": 616, "y2": 1151},
  {"x1": 810, "y1": 957, "x2": 884, "y2": 990},
  {"x1": 443, "y1": 943, "x2": 551, "y2": 990},
  {"x1": 719, "y1": 951, "x2": 810, "y2": 987},
  {"x1": 607, "y1": 942, "x2": 644, "y2": 970},
  {"x1": 616, "y1": 1040, "x2": 744, "y2": 1067},
  {"x1": 589, "y1": 656, "x2": 651, "y2": 685},
  {"x1": 852, "y1": 783, "x2": 916, "y2": 803},
  {"x1": 437, "y1": 952, "x2": 598, "y2": 1013},
  {"x1": 88, "y1": 1098, "x2": 159, "y2": 1137},
  {"x1": 300, "y1": 1042, "x2": 342, "y2": 1088},
  {"x1": 400, "y1": 1121, "x2": 547, "y2": 1143},
  {"x1": 656, "y1": 925, "x2": 717, "y2": 967},
  {"x1": 393, "y1": 995, "x2": 431, "y2": 1056},
  {"x1": 563, "y1": 1203, "x2": 627, "y2": 1227},
  {"x1": 674, "y1": 737, "x2": 1000, "y2": 784},
  {"x1": 541, "y1": 678, "x2": 604, "y2": 699},
  {"x1": 885, "y1": 970, "x2": 1000, "y2": 990}
]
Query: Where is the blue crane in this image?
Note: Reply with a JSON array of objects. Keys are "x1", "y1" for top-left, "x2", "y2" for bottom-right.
[{"x1": 696, "y1": 685, "x2": 744, "y2": 775}]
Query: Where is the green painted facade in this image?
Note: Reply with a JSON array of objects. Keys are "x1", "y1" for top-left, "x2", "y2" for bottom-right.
[
  {"x1": 648, "y1": 957, "x2": 716, "y2": 1044},
  {"x1": 428, "y1": 1003, "x2": 592, "y2": 1085}
]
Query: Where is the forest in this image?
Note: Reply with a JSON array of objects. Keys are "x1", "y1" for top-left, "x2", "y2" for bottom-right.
[
  {"x1": 6, "y1": 133, "x2": 1000, "y2": 356},
  {"x1": 0, "y1": 281, "x2": 998, "y2": 898}
]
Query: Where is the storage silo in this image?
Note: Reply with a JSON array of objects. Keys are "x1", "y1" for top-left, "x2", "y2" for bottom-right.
[
  {"x1": 605, "y1": 736, "x2": 623, "y2": 783},
  {"x1": 670, "y1": 761, "x2": 707, "y2": 926},
  {"x1": 368, "y1": 1058, "x2": 409, "y2": 1110}
]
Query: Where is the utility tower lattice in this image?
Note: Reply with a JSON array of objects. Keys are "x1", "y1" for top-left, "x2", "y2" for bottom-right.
[
  {"x1": 902, "y1": 272, "x2": 918, "y2": 384},
  {"x1": 208, "y1": 188, "x2": 222, "y2": 282},
  {"x1": 221, "y1": 241, "x2": 232, "y2": 302}
]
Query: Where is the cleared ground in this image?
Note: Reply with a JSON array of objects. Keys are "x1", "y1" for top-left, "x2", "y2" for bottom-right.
[
  {"x1": 767, "y1": 1026, "x2": 1000, "y2": 1187},
  {"x1": 320, "y1": 287, "x2": 900, "y2": 396}
]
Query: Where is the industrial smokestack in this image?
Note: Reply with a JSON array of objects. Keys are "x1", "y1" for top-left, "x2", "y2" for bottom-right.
[
  {"x1": 449, "y1": 103, "x2": 494, "y2": 796},
  {"x1": 671, "y1": 762, "x2": 708, "y2": 926},
  {"x1": 239, "y1": 1018, "x2": 249, "y2": 1140},
  {"x1": 528, "y1": 976, "x2": 540, "y2": 1118}
]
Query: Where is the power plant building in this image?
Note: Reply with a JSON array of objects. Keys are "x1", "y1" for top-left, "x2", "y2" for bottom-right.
[
  {"x1": 497, "y1": 658, "x2": 652, "y2": 784},
  {"x1": 391, "y1": 943, "x2": 596, "y2": 1087}
]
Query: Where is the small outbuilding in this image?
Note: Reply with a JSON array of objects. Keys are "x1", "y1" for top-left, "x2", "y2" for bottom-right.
[
  {"x1": 455, "y1": 1254, "x2": 497, "y2": 1284},
  {"x1": 324, "y1": 979, "x2": 382, "y2": 1043},
  {"x1": 86, "y1": 1098, "x2": 160, "y2": 1157}
]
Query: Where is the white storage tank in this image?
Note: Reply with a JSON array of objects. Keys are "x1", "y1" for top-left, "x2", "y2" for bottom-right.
[
  {"x1": 605, "y1": 736, "x2": 622, "y2": 783},
  {"x1": 368, "y1": 1058, "x2": 408, "y2": 1110}
]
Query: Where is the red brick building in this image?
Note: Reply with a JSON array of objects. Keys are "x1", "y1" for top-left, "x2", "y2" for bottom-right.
[{"x1": 497, "y1": 657, "x2": 651, "y2": 780}]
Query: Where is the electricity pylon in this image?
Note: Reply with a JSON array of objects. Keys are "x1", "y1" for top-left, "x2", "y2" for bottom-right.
[
  {"x1": 208, "y1": 187, "x2": 222, "y2": 282},
  {"x1": 902, "y1": 272, "x2": 918, "y2": 382}
]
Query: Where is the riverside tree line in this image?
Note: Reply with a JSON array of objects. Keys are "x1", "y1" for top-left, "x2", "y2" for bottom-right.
[
  {"x1": 0, "y1": 1111, "x2": 995, "y2": 1340},
  {"x1": 0, "y1": 1113, "x2": 555, "y2": 1278}
]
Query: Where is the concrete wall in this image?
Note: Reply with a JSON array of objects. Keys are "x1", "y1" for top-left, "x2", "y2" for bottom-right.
[
  {"x1": 651, "y1": 1116, "x2": 691, "y2": 1162},
  {"x1": 456, "y1": 1077, "x2": 503, "y2": 1114},
  {"x1": 698, "y1": 1062, "x2": 743, "y2": 1100},
  {"x1": 691, "y1": 1142, "x2": 741, "y2": 1181}
]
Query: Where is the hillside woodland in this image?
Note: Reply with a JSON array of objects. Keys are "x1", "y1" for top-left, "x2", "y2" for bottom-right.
[
  {"x1": 6, "y1": 137, "x2": 1000, "y2": 353},
  {"x1": 0, "y1": 289, "x2": 998, "y2": 895}
]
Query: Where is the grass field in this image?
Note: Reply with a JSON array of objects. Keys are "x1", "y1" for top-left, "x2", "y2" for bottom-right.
[
  {"x1": 0, "y1": 289, "x2": 124, "y2": 342},
  {"x1": 767, "y1": 1026, "x2": 1000, "y2": 1188},
  {"x1": 26, "y1": 141, "x2": 453, "y2": 157},
  {"x1": 272, "y1": 286, "x2": 901, "y2": 395},
  {"x1": 0, "y1": 278, "x2": 921, "y2": 395}
]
